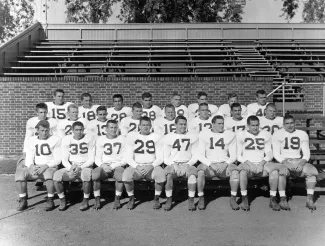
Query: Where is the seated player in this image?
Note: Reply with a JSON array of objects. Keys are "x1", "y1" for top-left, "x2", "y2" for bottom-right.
[
  {"x1": 15, "y1": 120, "x2": 61, "y2": 211},
  {"x1": 237, "y1": 116, "x2": 280, "y2": 211},
  {"x1": 46, "y1": 89, "x2": 73, "y2": 122},
  {"x1": 153, "y1": 104, "x2": 176, "y2": 135},
  {"x1": 86, "y1": 106, "x2": 109, "y2": 139},
  {"x1": 120, "y1": 102, "x2": 143, "y2": 136},
  {"x1": 92, "y1": 120, "x2": 126, "y2": 210},
  {"x1": 217, "y1": 93, "x2": 247, "y2": 118},
  {"x1": 197, "y1": 115, "x2": 239, "y2": 210},
  {"x1": 78, "y1": 93, "x2": 100, "y2": 122},
  {"x1": 259, "y1": 103, "x2": 283, "y2": 135},
  {"x1": 141, "y1": 92, "x2": 162, "y2": 121},
  {"x1": 163, "y1": 115, "x2": 199, "y2": 211},
  {"x1": 53, "y1": 122, "x2": 95, "y2": 211},
  {"x1": 224, "y1": 103, "x2": 247, "y2": 132},
  {"x1": 247, "y1": 90, "x2": 268, "y2": 117},
  {"x1": 23, "y1": 103, "x2": 57, "y2": 153},
  {"x1": 107, "y1": 94, "x2": 132, "y2": 123},
  {"x1": 122, "y1": 117, "x2": 165, "y2": 210},
  {"x1": 162, "y1": 92, "x2": 189, "y2": 119},
  {"x1": 188, "y1": 103, "x2": 213, "y2": 133},
  {"x1": 188, "y1": 92, "x2": 218, "y2": 120},
  {"x1": 272, "y1": 115, "x2": 318, "y2": 211},
  {"x1": 57, "y1": 104, "x2": 88, "y2": 138}
]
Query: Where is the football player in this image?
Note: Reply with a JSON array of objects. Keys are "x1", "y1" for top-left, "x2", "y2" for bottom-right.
[
  {"x1": 237, "y1": 116, "x2": 280, "y2": 211},
  {"x1": 247, "y1": 90, "x2": 268, "y2": 117},
  {"x1": 15, "y1": 120, "x2": 61, "y2": 211},
  {"x1": 78, "y1": 93, "x2": 100, "y2": 122},
  {"x1": 46, "y1": 89, "x2": 73, "y2": 122},
  {"x1": 188, "y1": 92, "x2": 218, "y2": 119},
  {"x1": 163, "y1": 115, "x2": 199, "y2": 211},
  {"x1": 86, "y1": 106, "x2": 109, "y2": 139},
  {"x1": 259, "y1": 103, "x2": 283, "y2": 135},
  {"x1": 224, "y1": 103, "x2": 247, "y2": 132},
  {"x1": 122, "y1": 116, "x2": 165, "y2": 210},
  {"x1": 120, "y1": 102, "x2": 143, "y2": 136},
  {"x1": 53, "y1": 121, "x2": 95, "y2": 211},
  {"x1": 217, "y1": 93, "x2": 247, "y2": 118},
  {"x1": 141, "y1": 92, "x2": 162, "y2": 121},
  {"x1": 153, "y1": 104, "x2": 176, "y2": 135},
  {"x1": 272, "y1": 115, "x2": 318, "y2": 211},
  {"x1": 107, "y1": 94, "x2": 132, "y2": 123},
  {"x1": 197, "y1": 115, "x2": 239, "y2": 210},
  {"x1": 92, "y1": 120, "x2": 126, "y2": 210},
  {"x1": 162, "y1": 92, "x2": 188, "y2": 119},
  {"x1": 188, "y1": 103, "x2": 213, "y2": 133}
]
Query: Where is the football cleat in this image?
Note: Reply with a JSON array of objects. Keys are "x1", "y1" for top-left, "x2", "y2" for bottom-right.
[
  {"x1": 306, "y1": 194, "x2": 316, "y2": 211},
  {"x1": 59, "y1": 198, "x2": 67, "y2": 211},
  {"x1": 269, "y1": 196, "x2": 280, "y2": 211},
  {"x1": 79, "y1": 198, "x2": 89, "y2": 211},
  {"x1": 113, "y1": 196, "x2": 122, "y2": 210},
  {"x1": 230, "y1": 195, "x2": 240, "y2": 210},
  {"x1": 17, "y1": 197, "x2": 28, "y2": 211},
  {"x1": 188, "y1": 197, "x2": 196, "y2": 211},
  {"x1": 45, "y1": 197, "x2": 55, "y2": 211},
  {"x1": 164, "y1": 197, "x2": 172, "y2": 211},
  {"x1": 94, "y1": 196, "x2": 101, "y2": 210},
  {"x1": 279, "y1": 196, "x2": 291, "y2": 211},
  {"x1": 153, "y1": 195, "x2": 161, "y2": 210},
  {"x1": 198, "y1": 196, "x2": 205, "y2": 210},
  {"x1": 127, "y1": 196, "x2": 135, "y2": 210},
  {"x1": 241, "y1": 196, "x2": 250, "y2": 211}
]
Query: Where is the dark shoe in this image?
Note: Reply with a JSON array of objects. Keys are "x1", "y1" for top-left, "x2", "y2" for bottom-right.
[
  {"x1": 198, "y1": 196, "x2": 205, "y2": 210},
  {"x1": 241, "y1": 196, "x2": 250, "y2": 211},
  {"x1": 79, "y1": 198, "x2": 89, "y2": 211},
  {"x1": 113, "y1": 196, "x2": 121, "y2": 210},
  {"x1": 164, "y1": 197, "x2": 172, "y2": 211},
  {"x1": 153, "y1": 195, "x2": 161, "y2": 210},
  {"x1": 17, "y1": 197, "x2": 27, "y2": 211},
  {"x1": 306, "y1": 194, "x2": 316, "y2": 211},
  {"x1": 94, "y1": 196, "x2": 101, "y2": 210},
  {"x1": 279, "y1": 196, "x2": 291, "y2": 211},
  {"x1": 127, "y1": 196, "x2": 135, "y2": 210},
  {"x1": 59, "y1": 198, "x2": 67, "y2": 211},
  {"x1": 230, "y1": 195, "x2": 240, "y2": 210},
  {"x1": 188, "y1": 197, "x2": 196, "y2": 211},
  {"x1": 45, "y1": 197, "x2": 55, "y2": 211},
  {"x1": 269, "y1": 196, "x2": 280, "y2": 211},
  {"x1": 35, "y1": 181, "x2": 44, "y2": 191}
]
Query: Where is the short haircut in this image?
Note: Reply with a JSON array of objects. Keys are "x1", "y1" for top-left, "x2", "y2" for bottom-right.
[
  {"x1": 256, "y1": 90, "x2": 266, "y2": 96},
  {"x1": 212, "y1": 115, "x2": 224, "y2": 124},
  {"x1": 54, "y1": 89, "x2": 64, "y2": 96},
  {"x1": 165, "y1": 104, "x2": 175, "y2": 111},
  {"x1": 247, "y1": 115, "x2": 259, "y2": 125},
  {"x1": 230, "y1": 102, "x2": 241, "y2": 111},
  {"x1": 80, "y1": 93, "x2": 92, "y2": 101},
  {"x1": 197, "y1": 92, "x2": 207, "y2": 99},
  {"x1": 140, "y1": 116, "x2": 151, "y2": 125},
  {"x1": 68, "y1": 104, "x2": 78, "y2": 112},
  {"x1": 36, "y1": 103, "x2": 48, "y2": 111},
  {"x1": 35, "y1": 120, "x2": 50, "y2": 129},
  {"x1": 106, "y1": 119, "x2": 118, "y2": 127},
  {"x1": 175, "y1": 115, "x2": 187, "y2": 124},
  {"x1": 132, "y1": 102, "x2": 143, "y2": 110},
  {"x1": 228, "y1": 93, "x2": 237, "y2": 100},
  {"x1": 113, "y1": 94, "x2": 123, "y2": 101},
  {"x1": 96, "y1": 106, "x2": 107, "y2": 113},
  {"x1": 265, "y1": 103, "x2": 276, "y2": 110},
  {"x1": 284, "y1": 114, "x2": 294, "y2": 122},
  {"x1": 72, "y1": 121, "x2": 84, "y2": 129},
  {"x1": 172, "y1": 92, "x2": 180, "y2": 97},
  {"x1": 142, "y1": 92, "x2": 152, "y2": 99},
  {"x1": 199, "y1": 102, "x2": 208, "y2": 109}
]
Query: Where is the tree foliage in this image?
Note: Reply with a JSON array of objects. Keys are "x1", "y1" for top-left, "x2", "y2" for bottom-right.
[{"x1": 280, "y1": 0, "x2": 299, "y2": 21}]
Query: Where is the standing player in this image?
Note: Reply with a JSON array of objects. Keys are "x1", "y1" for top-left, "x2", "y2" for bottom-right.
[
  {"x1": 57, "y1": 104, "x2": 88, "y2": 138},
  {"x1": 188, "y1": 103, "x2": 213, "y2": 133},
  {"x1": 78, "y1": 93, "x2": 100, "y2": 122},
  {"x1": 164, "y1": 115, "x2": 199, "y2": 211},
  {"x1": 122, "y1": 117, "x2": 165, "y2": 210},
  {"x1": 86, "y1": 106, "x2": 109, "y2": 139},
  {"x1": 107, "y1": 94, "x2": 132, "y2": 123},
  {"x1": 247, "y1": 90, "x2": 268, "y2": 117},
  {"x1": 53, "y1": 122, "x2": 95, "y2": 211},
  {"x1": 237, "y1": 116, "x2": 280, "y2": 211},
  {"x1": 188, "y1": 92, "x2": 218, "y2": 119},
  {"x1": 141, "y1": 92, "x2": 162, "y2": 121},
  {"x1": 92, "y1": 120, "x2": 126, "y2": 210},
  {"x1": 46, "y1": 89, "x2": 73, "y2": 122},
  {"x1": 197, "y1": 115, "x2": 239, "y2": 210},
  {"x1": 120, "y1": 102, "x2": 143, "y2": 136},
  {"x1": 153, "y1": 104, "x2": 176, "y2": 135},
  {"x1": 217, "y1": 93, "x2": 247, "y2": 118},
  {"x1": 272, "y1": 115, "x2": 318, "y2": 211},
  {"x1": 162, "y1": 92, "x2": 189, "y2": 119},
  {"x1": 224, "y1": 103, "x2": 247, "y2": 132},
  {"x1": 260, "y1": 103, "x2": 283, "y2": 135},
  {"x1": 15, "y1": 120, "x2": 61, "y2": 211}
]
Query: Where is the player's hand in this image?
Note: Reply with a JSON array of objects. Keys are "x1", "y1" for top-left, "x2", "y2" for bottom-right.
[
  {"x1": 102, "y1": 163, "x2": 113, "y2": 173},
  {"x1": 173, "y1": 163, "x2": 182, "y2": 176},
  {"x1": 245, "y1": 161, "x2": 256, "y2": 173},
  {"x1": 256, "y1": 161, "x2": 266, "y2": 175},
  {"x1": 214, "y1": 162, "x2": 228, "y2": 174},
  {"x1": 72, "y1": 165, "x2": 81, "y2": 177},
  {"x1": 37, "y1": 165, "x2": 49, "y2": 175},
  {"x1": 279, "y1": 165, "x2": 289, "y2": 176}
]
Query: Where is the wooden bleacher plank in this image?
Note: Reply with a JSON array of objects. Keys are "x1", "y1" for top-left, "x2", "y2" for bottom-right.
[
  {"x1": 12, "y1": 60, "x2": 242, "y2": 64},
  {"x1": 34, "y1": 45, "x2": 234, "y2": 49}
]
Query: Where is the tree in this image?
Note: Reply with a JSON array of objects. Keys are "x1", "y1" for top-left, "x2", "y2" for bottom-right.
[{"x1": 280, "y1": 0, "x2": 299, "y2": 21}]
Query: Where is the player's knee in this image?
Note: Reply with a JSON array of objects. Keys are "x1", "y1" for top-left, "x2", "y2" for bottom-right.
[
  {"x1": 197, "y1": 170, "x2": 205, "y2": 179},
  {"x1": 53, "y1": 170, "x2": 63, "y2": 182},
  {"x1": 304, "y1": 164, "x2": 318, "y2": 176},
  {"x1": 153, "y1": 166, "x2": 166, "y2": 183},
  {"x1": 188, "y1": 175, "x2": 197, "y2": 184},
  {"x1": 269, "y1": 170, "x2": 279, "y2": 180},
  {"x1": 230, "y1": 170, "x2": 239, "y2": 181},
  {"x1": 196, "y1": 163, "x2": 205, "y2": 172},
  {"x1": 122, "y1": 167, "x2": 134, "y2": 182},
  {"x1": 113, "y1": 167, "x2": 124, "y2": 182},
  {"x1": 14, "y1": 169, "x2": 26, "y2": 182},
  {"x1": 92, "y1": 167, "x2": 101, "y2": 181},
  {"x1": 187, "y1": 166, "x2": 198, "y2": 178},
  {"x1": 43, "y1": 167, "x2": 56, "y2": 180},
  {"x1": 81, "y1": 168, "x2": 92, "y2": 182},
  {"x1": 306, "y1": 176, "x2": 316, "y2": 183},
  {"x1": 164, "y1": 166, "x2": 173, "y2": 176}
]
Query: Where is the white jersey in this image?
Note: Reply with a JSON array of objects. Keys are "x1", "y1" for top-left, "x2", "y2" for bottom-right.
[
  {"x1": 120, "y1": 117, "x2": 140, "y2": 136},
  {"x1": 86, "y1": 119, "x2": 108, "y2": 139},
  {"x1": 142, "y1": 105, "x2": 162, "y2": 121},
  {"x1": 217, "y1": 104, "x2": 247, "y2": 118},
  {"x1": 224, "y1": 117, "x2": 247, "y2": 132},
  {"x1": 95, "y1": 135, "x2": 126, "y2": 169},
  {"x1": 46, "y1": 102, "x2": 73, "y2": 121},
  {"x1": 23, "y1": 117, "x2": 57, "y2": 152},
  {"x1": 162, "y1": 105, "x2": 189, "y2": 119},
  {"x1": 247, "y1": 102, "x2": 267, "y2": 117},
  {"x1": 188, "y1": 117, "x2": 213, "y2": 133},
  {"x1": 61, "y1": 134, "x2": 95, "y2": 170},
  {"x1": 187, "y1": 103, "x2": 218, "y2": 119},
  {"x1": 198, "y1": 130, "x2": 237, "y2": 166},
  {"x1": 125, "y1": 132, "x2": 163, "y2": 167},
  {"x1": 78, "y1": 105, "x2": 100, "y2": 122},
  {"x1": 57, "y1": 118, "x2": 88, "y2": 138},
  {"x1": 237, "y1": 130, "x2": 272, "y2": 163},
  {"x1": 163, "y1": 132, "x2": 198, "y2": 166},
  {"x1": 153, "y1": 117, "x2": 176, "y2": 135},
  {"x1": 107, "y1": 106, "x2": 132, "y2": 123},
  {"x1": 25, "y1": 135, "x2": 61, "y2": 168},
  {"x1": 260, "y1": 116, "x2": 283, "y2": 135},
  {"x1": 272, "y1": 129, "x2": 310, "y2": 163}
]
